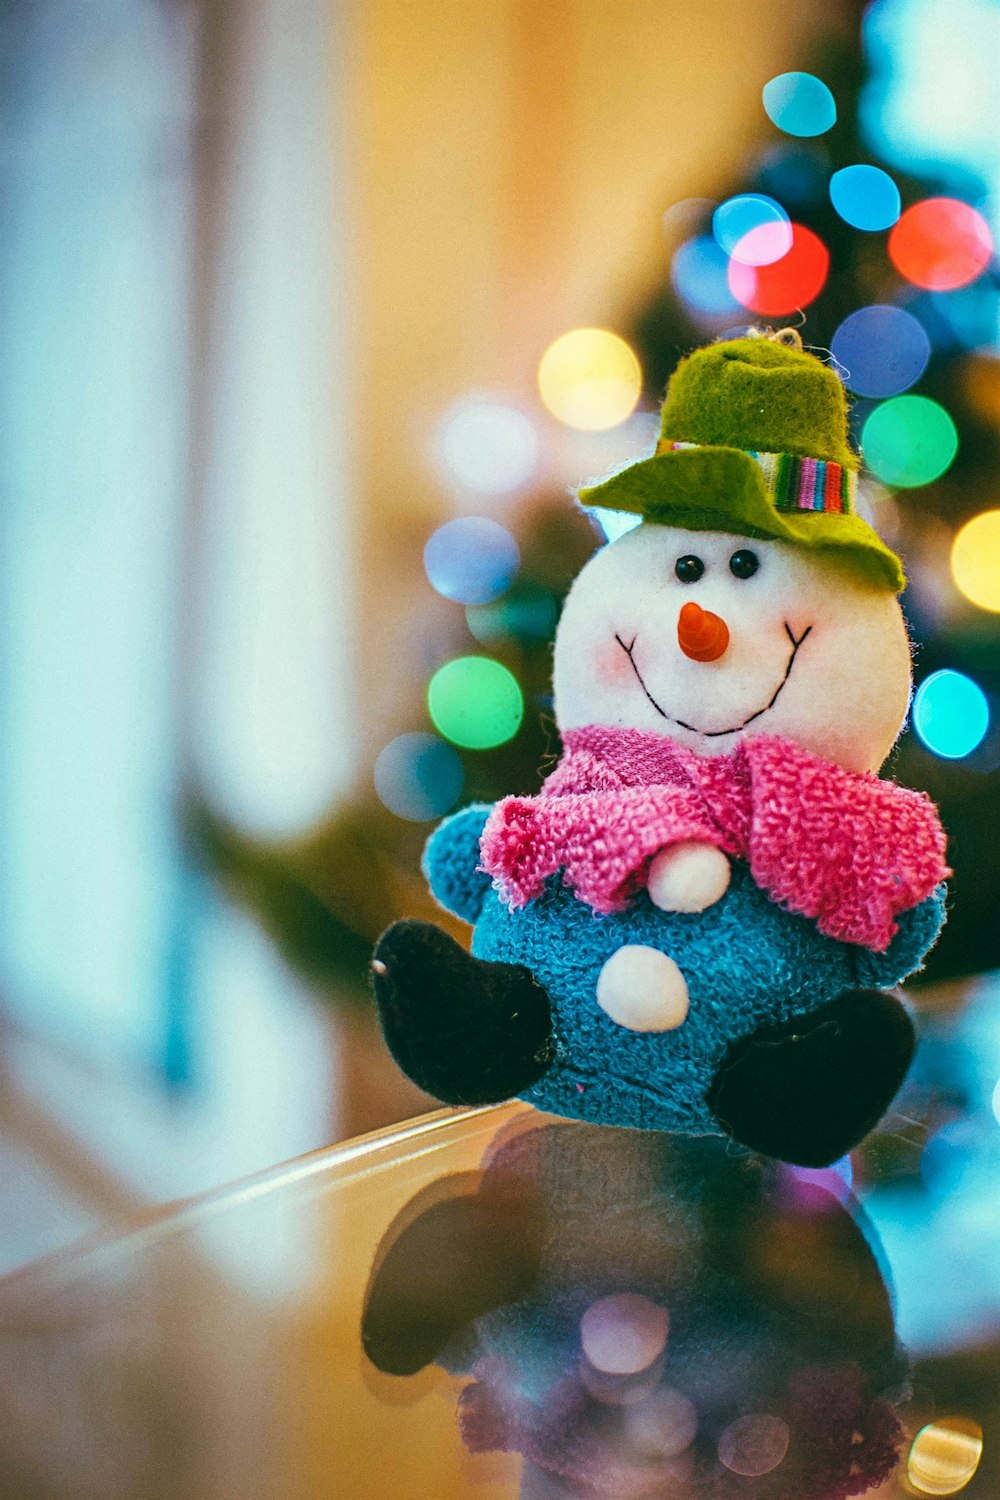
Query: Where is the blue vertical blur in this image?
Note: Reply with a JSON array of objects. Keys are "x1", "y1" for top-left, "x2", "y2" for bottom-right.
[{"x1": 0, "y1": 0, "x2": 196, "y2": 1081}]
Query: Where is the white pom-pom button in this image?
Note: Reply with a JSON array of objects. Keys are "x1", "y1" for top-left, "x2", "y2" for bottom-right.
[
  {"x1": 579, "y1": 1293, "x2": 670, "y2": 1376},
  {"x1": 596, "y1": 945, "x2": 690, "y2": 1032},
  {"x1": 647, "y1": 841, "x2": 731, "y2": 913}
]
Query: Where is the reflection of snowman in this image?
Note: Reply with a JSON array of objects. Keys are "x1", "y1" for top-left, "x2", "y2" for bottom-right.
[
  {"x1": 362, "y1": 1120, "x2": 907, "y2": 1500},
  {"x1": 373, "y1": 333, "x2": 949, "y2": 1167}
]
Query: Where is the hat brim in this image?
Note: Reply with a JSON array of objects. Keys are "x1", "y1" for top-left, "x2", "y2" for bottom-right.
[{"x1": 578, "y1": 446, "x2": 905, "y2": 594}]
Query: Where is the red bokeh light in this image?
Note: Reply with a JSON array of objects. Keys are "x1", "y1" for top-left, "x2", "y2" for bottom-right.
[
  {"x1": 888, "y1": 198, "x2": 993, "y2": 292},
  {"x1": 727, "y1": 223, "x2": 829, "y2": 316}
]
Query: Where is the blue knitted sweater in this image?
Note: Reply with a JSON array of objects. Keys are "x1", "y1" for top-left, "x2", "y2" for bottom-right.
[{"x1": 424, "y1": 803, "x2": 946, "y2": 1134}]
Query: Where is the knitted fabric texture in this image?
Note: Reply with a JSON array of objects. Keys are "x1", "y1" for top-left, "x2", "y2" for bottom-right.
[
  {"x1": 469, "y1": 870, "x2": 942, "y2": 1134},
  {"x1": 424, "y1": 787, "x2": 945, "y2": 1138},
  {"x1": 420, "y1": 803, "x2": 494, "y2": 925},
  {"x1": 480, "y1": 726, "x2": 949, "y2": 953}
]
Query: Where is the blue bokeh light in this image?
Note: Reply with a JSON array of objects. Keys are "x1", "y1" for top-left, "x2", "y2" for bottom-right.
[
  {"x1": 671, "y1": 235, "x2": 741, "y2": 318},
  {"x1": 424, "y1": 516, "x2": 520, "y2": 605},
  {"x1": 912, "y1": 669, "x2": 989, "y2": 759},
  {"x1": 762, "y1": 72, "x2": 837, "y2": 138},
  {"x1": 831, "y1": 305, "x2": 930, "y2": 397},
  {"x1": 374, "y1": 732, "x2": 464, "y2": 821},
  {"x1": 712, "y1": 194, "x2": 791, "y2": 262},
  {"x1": 829, "y1": 164, "x2": 902, "y2": 230}
]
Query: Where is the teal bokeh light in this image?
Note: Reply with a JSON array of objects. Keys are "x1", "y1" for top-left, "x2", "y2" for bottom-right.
[
  {"x1": 374, "y1": 733, "x2": 464, "y2": 821},
  {"x1": 762, "y1": 72, "x2": 837, "y2": 138},
  {"x1": 912, "y1": 670, "x2": 989, "y2": 759}
]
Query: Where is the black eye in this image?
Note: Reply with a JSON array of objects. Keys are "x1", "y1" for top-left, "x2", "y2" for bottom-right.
[
  {"x1": 729, "y1": 549, "x2": 759, "y2": 579},
  {"x1": 675, "y1": 554, "x2": 705, "y2": 583}
]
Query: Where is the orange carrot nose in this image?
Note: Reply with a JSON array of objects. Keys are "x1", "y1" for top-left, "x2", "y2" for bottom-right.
[{"x1": 678, "y1": 601, "x2": 730, "y2": 662}]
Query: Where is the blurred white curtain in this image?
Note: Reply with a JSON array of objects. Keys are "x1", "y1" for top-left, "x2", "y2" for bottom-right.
[
  {"x1": 0, "y1": 0, "x2": 195, "y2": 1060},
  {"x1": 0, "y1": 0, "x2": 352, "y2": 1205},
  {"x1": 187, "y1": 0, "x2": 358, "y2": 837}
]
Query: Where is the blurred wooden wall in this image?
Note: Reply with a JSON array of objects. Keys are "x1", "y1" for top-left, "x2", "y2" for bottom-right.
[{"x1": 344, "y1": 0, "x2": 834, "y2": 767}]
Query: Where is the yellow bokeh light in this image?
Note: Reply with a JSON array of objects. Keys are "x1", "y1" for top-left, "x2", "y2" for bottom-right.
[
  {"x1": 538, "y1": 328, "x2": 642, "y2": 431},
  {"x1": 951, "y1": 509, "x2": 1000, "y2": 612},
  {"x1": 907, "y1": 1417, "x2": 983, "y2": 1496}
]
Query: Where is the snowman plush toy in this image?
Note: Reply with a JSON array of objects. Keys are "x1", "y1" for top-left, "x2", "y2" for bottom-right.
[{"x1": 372, "y1": 331, "x2": 950, "y2": 1168}]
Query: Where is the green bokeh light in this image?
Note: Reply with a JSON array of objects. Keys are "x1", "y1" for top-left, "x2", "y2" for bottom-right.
[
  {"x1": 427, "y1": 655, "x2": 524, "y2": 750},
  {"x1": 862, "y1": 395, "x2": 958, "y2": 488}
]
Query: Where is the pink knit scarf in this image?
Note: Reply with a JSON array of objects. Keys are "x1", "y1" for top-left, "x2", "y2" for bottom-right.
[{"x1": 479, "y1": 726, "x2": 949, "y2": 952}]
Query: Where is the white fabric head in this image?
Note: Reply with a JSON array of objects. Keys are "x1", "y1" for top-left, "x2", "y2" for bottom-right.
[{"x1": 553, "y1": 524, "x2": 911, "y2": 775}]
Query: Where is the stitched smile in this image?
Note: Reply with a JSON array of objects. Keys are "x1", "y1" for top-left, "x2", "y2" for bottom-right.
[{"x1": 614, "y1": 622, "x2": 812, "y2": 738}]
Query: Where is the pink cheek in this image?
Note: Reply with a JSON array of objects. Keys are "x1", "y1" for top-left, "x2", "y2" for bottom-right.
[{"x1": 594, "y1": 640, "x2": 635, "y2": 682}]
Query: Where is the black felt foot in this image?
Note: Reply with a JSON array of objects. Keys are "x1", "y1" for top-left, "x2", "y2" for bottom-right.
[
  {"x1": 371, "y1": 920, "x2": 555, "y2": 1106},
  {"x1": 707, "y1": 988, "x2": 916, "y2": 1168}
]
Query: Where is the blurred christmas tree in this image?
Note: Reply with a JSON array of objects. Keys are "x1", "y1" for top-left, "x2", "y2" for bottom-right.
[
  {"x1": 631, "y1": 0, "x2": 1000, "y2": 984},
  {"x1": 189, "y1": 497, "x2": 597, "y2": 1002},
  {"x1": 194, "y1": 0, "x2": 1000, "y2": 1000}
]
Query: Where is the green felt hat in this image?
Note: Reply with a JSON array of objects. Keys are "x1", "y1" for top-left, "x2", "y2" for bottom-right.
[{"x1": 579, "y1": 332, "x2": 905, "y2": 592}]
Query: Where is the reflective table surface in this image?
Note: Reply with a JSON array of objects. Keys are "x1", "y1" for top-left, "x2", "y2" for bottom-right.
[{"x1": 2, "y1": 982, "x2": 1000, "y2": 1500}]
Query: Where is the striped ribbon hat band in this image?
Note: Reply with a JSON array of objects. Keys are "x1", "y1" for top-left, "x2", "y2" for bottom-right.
[{"x1": 657, "y1": 440, "x2": 856, "y2": 516}]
